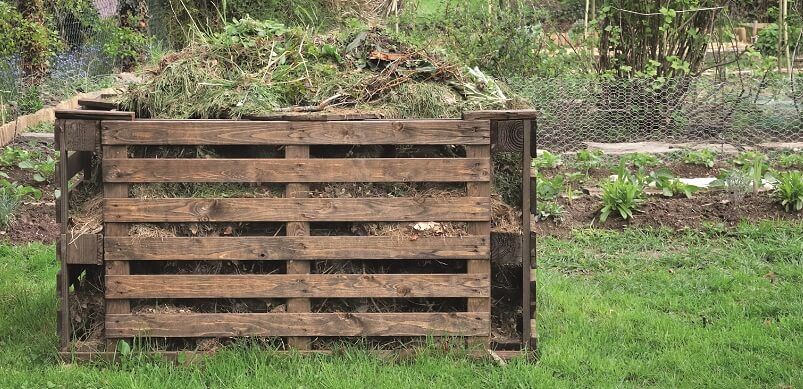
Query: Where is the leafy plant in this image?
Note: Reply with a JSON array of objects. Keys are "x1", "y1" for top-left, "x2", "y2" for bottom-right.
[
  {"x1": 623, "y1": 152, "x2": 662, "y2": 169},
  {"x1": 772, "y1": 170, "x2": 803, "y2": 212},
  {"x1": 573, "y1": 149, "x2": 604, "y2": 172},
  {"x1": 683, "y1": 149, "x2": 716, "y2": 168},
  {"x1": 0, "y1": 146, "x2": 31, "y2": 167},
  {"x1": 18, "y1": 155, "x2": 56, "y2": 182},
  {"x1": 599, "y1": 172, "x2": 646, "y2": 223},
  {"x1": 535, "y1": 201, "x2": 565, "y2": 223},
  {"x1": 532, "y1": 150, "x2": 562, "y2": 169},
  {"x1": 648, "y1": 169, "x2": 699, "y2": 198},
  {"x1": 734, "y1": 151, "x2": 769, "y2": 192},
  {"x1": 0, "y1": 178, "x2": 42, "y2": 227},
  {"x1": 778, "y1": 153, "x2": 803, "y2": 168},
  {"x1": 536, "y1": 175, "x2": 564, "y2": 201}
]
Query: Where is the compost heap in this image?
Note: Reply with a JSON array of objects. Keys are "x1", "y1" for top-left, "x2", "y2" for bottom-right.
[
  {"x1": 122, "y1": 17, "x2": 526, "y2": 119},
  {"x1": 66, "y1": 18, "x2": 529, "y2": 351}
]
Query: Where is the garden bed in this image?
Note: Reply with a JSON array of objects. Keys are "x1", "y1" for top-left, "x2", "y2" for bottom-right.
[{"x1": 0, "y1": 138, "x2": 59, "y2": 243}]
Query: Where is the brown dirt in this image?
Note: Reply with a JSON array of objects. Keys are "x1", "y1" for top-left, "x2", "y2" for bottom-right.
[
  {"x1": 1, "y1": 139, "x2": 58, "y2": 244},
  {"x1": 534, "y1": 190, "x2": 803, "y2": 237}
]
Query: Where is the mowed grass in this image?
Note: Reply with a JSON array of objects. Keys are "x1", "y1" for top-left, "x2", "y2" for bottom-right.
[{"x1": 0, "y1": 221, "x2": 801, "y2": 388}]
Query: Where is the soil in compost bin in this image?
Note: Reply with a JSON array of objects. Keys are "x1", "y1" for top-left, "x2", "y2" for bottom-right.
[
  {"x1": 68, "y1": 265, "x2": 105, "y2": 352},
  {"x1": 0, "y1": 139, "x2": 59, "y2": 244},
  {"x1": 533, "y1": 191, "x2": 803, "y2": 237}
]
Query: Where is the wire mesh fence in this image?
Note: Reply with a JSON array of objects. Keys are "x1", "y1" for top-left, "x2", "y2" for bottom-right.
[
  {"x1": 1, "y1": 0, "x2": 121, "y2": 125},
  {"x1": 516, "y1": 75, "x2": 803, "y2": 154}
]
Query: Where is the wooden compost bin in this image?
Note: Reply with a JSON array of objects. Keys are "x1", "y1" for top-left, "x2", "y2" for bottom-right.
[{"x1": 54, "y1": 107, "x2": 536, "y2": 361}]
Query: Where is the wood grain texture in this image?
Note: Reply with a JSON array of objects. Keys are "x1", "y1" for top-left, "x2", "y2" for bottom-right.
[
  {"x1": 106, "y1": 274, "x2": 490, "y2": 299},
  {"x1": 466, "y1": 144, "x2": 492, "y2": 345},
  {"x1": 521, "y1": 120, "x2": 534, "y2": 349},
  {"x1": 102, "y1": 158, "x2": 490, "y2": 183},
  {"x1": 62, "y1": 120, "x2": 99, "y2": 151},
  {"x1": 462, "y1": 110, "x2": 538, "y2": 121},
  {"x1": 55, "y1": 110, "x2": 134, "y2": 120},
  {"x1": 103, "y1": 197, "x2": 491, "y2": 222},
  {"x1": 64, "y1": 233, "x2": 101, "y2": 265},
  {"x1": 285, "y1": 145, "x2": 311, "y2": 350},
  {"x1": 106, "y1": 312, "x2": 490, "y2": 338},
  {"x1": 104, "y1": 236, "x2": 490, "y2": 261},
  {"x1": 101, "y1": 120, "x2": 490, "y2": 145},
  {"x1": 103, "y1": 145, "x2": 130, "y2": 351},
  {"x1": 56, "y1": 120, "x2": 71, "y2": 348}
]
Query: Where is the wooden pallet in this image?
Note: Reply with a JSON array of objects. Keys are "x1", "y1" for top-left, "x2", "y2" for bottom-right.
[{"x1": 98, "y1": 118, "x2": 494, "y2": 349}]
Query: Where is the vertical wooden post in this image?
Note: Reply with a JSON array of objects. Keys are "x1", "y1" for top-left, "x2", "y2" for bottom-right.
[
  {"x1": 55, "y1": 119, "x2": 70, "y2": 350},
  {"x1": 286, "y1": 145, "x2": 311, "y2": 350},
  {"x1": 522, "y1": 120, "x2": 537, "y2": 350},
  {"x1": 466, "y1": 144, "x2": 491, "y2": 348},
  {"x1": 104, "y1": 139, "x2": 130, "y2": 351}
]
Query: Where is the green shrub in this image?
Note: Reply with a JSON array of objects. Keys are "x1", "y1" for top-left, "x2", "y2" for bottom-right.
[
  {"x1": 599, "y1": 174, "x2": 646, "y2": 223},
  {"x1": 772, "y1": 170, "x2": 803, "y2": 212},
  {"x1": 683, "y1": 149, "x2": 716, "y2": 168}
]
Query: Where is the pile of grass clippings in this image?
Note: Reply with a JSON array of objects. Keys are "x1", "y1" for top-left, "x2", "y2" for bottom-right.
[{"x1": 122, "y1": 17, "x2": 525, "y2": 119}]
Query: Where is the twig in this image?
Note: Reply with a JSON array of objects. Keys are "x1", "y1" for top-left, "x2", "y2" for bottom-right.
[
  {"x1": 275, "y1": 93, "x2": 344, "y2": 112},
  {"x1": 611, "y1": 6, "x2": 724, "y2": 17}
]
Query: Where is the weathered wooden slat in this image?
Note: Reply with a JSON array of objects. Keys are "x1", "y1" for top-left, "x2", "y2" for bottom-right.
[
  {"x1": 106, "y1": 274, "x2": 490, "y2": 299},
  {"x1": 106, "y1": 312, "x2": 490, "y2": 338},
  {"x1": 77, "y1": 99, "x2": 119, "y2": 111},
  {"x1": 285, "y1": 145, "x2": 312, "y2": 350},
  {"x1": 65, "y1": 151, "x2": 92, "y2": 181},
  {"x1": 55, "y1": 110, "x2": 134, "y2": 120},
  {"x1": 103, "y1": 144, "x2": 130, "y2": 352},
  {"x1": 102, "y1": 158, "x2": 490, "y2": 183},
  {"x1": 103, "y1": 197, "x2": 490, "y2": 222},
  {"x1": 64, "y1": 233, "x2": 101, "y2": 265},
  {"x1": 101, "y1": 120, "x2": 490, "y2": 145},
  {"x1": 105, "y1": 236, "x2": 489, "y2": 261},
  {"x1": 466, "y1": 144, "x2": 492, "y2": 346},
  {"x1": 462, "y1": 110, "x2": 538, "y2": 121}
]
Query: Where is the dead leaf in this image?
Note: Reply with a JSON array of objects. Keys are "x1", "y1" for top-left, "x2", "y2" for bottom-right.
[{"x1": 764, "y1": 272, "x2": 777, "y2": 284}]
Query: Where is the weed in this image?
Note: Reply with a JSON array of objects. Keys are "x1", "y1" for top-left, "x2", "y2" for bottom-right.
[
  {"x1": 0, "y1": 177, "x2": 42, "y2": 226},
  {"x1": 532, "y1": 150, "x2": 562, "y2": 169},
  {"x1": 573, "y1": 149, "x2": 604, "y2": 172},
  {"x1": 0, "y1": 146, "x2": 30, "y2": 167},
  {"x1": 600, "y1": 171, "x2": 646, "y2": 223},
  {"x1": 683, "y1": 149, "x2": 716, "y2": 168},
  {"x1": 772, "y1": 170, "x2": 803, "y2": 212},
  {"x1": 535, "y1": 201, "x2": 565, "y2": 222},
  {"x1": 17, "y1": 155, "x2": 56, "y2": 182},
  {"x1": 536, "y1": 175, "x2": 564, "y2": 201},
  {"x1": 777, "y1": 153, "x2": 803, "y2": 168},
  {"x1": 623, "y1": 152, "x2": 662, "y2": 169},
  {"x1": 649, "y1": 169, "x2": 699, "y2": 198},
  {"x1": 734, "y1": 151, "x2": 769, "y2": 192}
]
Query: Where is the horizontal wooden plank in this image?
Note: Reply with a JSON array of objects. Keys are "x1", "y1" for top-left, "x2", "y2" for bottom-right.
[
  {"x1": 104, "y1": 197, "x2": 490, "y2": 222},
  {"x1": 106, "y1": 274, "x2": 489, "y2": 299},
  {"x1": 102, "y1": 120, "x2": 490, "y2": 145},
  {"x1": 105, "y1": 236, "x2": 489, "y2": 261},
  {"x1": 77, "y1": 99, "x2": 119, "y2": 110},
  {"x1": 55, "y1": 110, "x2": 134, "y2": 120},
  {"x1": 462, "y1": 110, "x2": 538, "y2": 121},
  {"x1": 103, "y1": 158, "x2": 490, "y2": 183},
  {"x1": 64, "y1": 233, "x2": 101, "y2": 265},
  {"x1": 106, "y1": 312, "x2": 490, "y2": 337}
]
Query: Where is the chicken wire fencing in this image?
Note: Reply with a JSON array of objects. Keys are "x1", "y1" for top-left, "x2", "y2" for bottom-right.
[
  {"x1": 519, "y1": 76, "x2": 803, "y2": 155},
  {"x1": 1, "y1": 0, "x2": 122, "y2": 125}
]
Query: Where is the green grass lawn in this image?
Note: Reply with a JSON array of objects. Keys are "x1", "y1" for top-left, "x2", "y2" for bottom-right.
[{"x1": 1, "y1": 221, "x2": 801, "y2": 388}]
